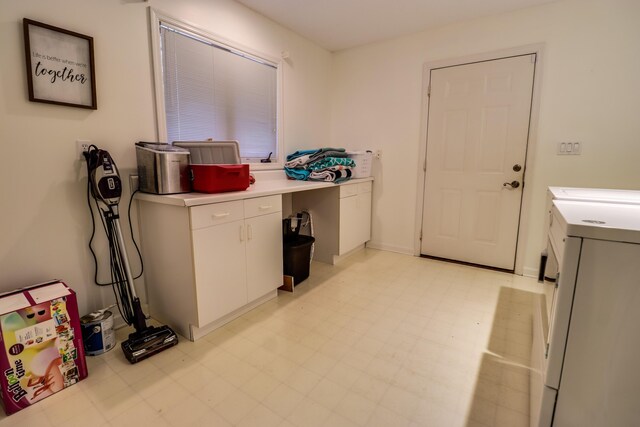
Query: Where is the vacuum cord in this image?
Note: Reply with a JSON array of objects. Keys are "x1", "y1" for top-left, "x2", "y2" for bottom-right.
[
  {"x1": 105, "y1": 210, "x2": 135, "y2": 325},
  {"x1": 85, "y1": 178, "x2": 144, "y2": 286},
  {"x1": 84, "y1": 146, "x2": 144, "y2": 326}
]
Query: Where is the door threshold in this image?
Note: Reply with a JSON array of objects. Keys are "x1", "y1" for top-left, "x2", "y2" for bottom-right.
[{"x1": 419, "y1": 254, "x2": 514, "y2": 274}]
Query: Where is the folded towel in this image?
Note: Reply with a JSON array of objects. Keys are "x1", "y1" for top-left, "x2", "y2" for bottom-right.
[
  {"x1": 285, "y1": 148, "x2": 352, "y2": 181},
  {"x1": 286, "y1": 147, "x2": 347, "y2": 163},
  {"x1": 286, "y1": 149, "x2": 318, "y2": 162},
  {"x1": 308, "y1": 157, "x2": 355, "y2": 171},
  {"x1": 284, "y1": 154, "x2": 313, "y2": 168},
  {"x1": 307, "y1": 149, "x2": 348, "y2": 164},
  {"x1": 309, "y1": 168, "x2": 352, "y2": 183},
  {"x1": 284, "y1": 167, "x2": 311, "y2": 180}
]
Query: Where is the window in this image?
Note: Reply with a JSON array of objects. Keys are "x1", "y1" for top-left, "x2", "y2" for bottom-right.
[{"x1": 150, "y1": 11, "x2": 282, "y2": 166}]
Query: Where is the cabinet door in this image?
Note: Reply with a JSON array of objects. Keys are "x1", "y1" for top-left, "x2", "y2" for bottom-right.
[
  {"x1": 339, "y1": 195, "x2": 360, "y2": 254},
  {"x1": 245, "y1": 212, "x2": 283, "y2": 301},
  {"x1": 192, "y1": 219, "x2": 247, "y2": 326},
  {"x1": 356, "y1": 190, "x2": 372, "y2": 244}
]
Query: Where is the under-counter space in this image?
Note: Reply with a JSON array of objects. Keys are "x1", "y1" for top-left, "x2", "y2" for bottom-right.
[
  {"x1": 292, "y1": 181, "x2": 372, "y2": 264},
  {"x1": 135, "y1": 172, "x2": 374, "y2": 340}
]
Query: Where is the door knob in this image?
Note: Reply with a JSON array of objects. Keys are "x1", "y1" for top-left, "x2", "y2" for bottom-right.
[
  {"x1": 513, "y1": 164, "x2": 522, "y2": 172},
  {"x1": 503, "y1": 180, "x2": 520, "y2": 189}
]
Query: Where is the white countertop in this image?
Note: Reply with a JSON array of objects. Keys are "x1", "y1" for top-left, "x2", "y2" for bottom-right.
[
  {"x1": 553, "y1": 200, "x2": 640, "y2": 244},
  {"x1": 134, "y1": 171, "x2": 373, "y2": 207},
  {"x1": 549, "y1": 186, "x2": 640, "y2": 205}
]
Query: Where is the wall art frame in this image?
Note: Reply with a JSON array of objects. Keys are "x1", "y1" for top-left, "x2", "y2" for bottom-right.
[{"x1": 23, "y1": 18, "x2": 97, "y2": 109}]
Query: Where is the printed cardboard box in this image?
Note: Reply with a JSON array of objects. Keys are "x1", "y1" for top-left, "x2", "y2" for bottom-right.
[{"x1": 0, "y1": 280, "x2": 87, "y2": 415}]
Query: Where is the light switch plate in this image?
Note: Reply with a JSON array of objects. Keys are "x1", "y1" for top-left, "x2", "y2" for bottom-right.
[{"x1": 557, "y1": 142, "x2": 582, "y2": 155}]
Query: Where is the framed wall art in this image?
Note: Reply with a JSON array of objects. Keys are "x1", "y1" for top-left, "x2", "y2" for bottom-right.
[{"x1": 23, "y1": 18, "x2": 97, "y2": 109}]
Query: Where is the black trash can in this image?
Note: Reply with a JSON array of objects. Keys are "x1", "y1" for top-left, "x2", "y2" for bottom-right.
[{"x1": 283, "y1": 234, "x2": 315, "y2": 285}]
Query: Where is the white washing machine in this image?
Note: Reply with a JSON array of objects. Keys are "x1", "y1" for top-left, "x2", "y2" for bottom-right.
[
  {"x1": 531, "y1": 199, "x2": 640, "y2": 426},
  {"x1": 539, "y1": 187, "x2": 640, "y2": 281}
]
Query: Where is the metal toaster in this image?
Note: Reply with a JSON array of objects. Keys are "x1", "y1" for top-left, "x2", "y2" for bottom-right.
[{"x1": 135, "y1": 142, "x2": 191, "y2": 194}]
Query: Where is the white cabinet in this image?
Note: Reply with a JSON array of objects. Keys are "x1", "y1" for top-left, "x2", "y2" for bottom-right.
[
  {"x1": 339, "y1": 181, "x2": 372, "y2": 255},
  {"x1": 291, "y1": 180, "x2": 372, "y2": 264},
  {"x1": 138, "y1": 194, "x2": 282, "y2": 340},
  {"x1": 191, "y1": 201, "x2": 247, "y2": 326},
  {"x1": 243, "y1": 197, "x2": 283, "y2": 301}
]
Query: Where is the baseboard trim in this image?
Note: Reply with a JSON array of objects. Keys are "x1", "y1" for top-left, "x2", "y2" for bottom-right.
[{"x1": 366, "y1": 241, "x2": 414, "y2": 256}]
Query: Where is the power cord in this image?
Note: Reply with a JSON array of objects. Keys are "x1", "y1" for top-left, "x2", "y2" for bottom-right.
[
  {"x1": 84, "y1": 145, "x2": 144, "y2": 326},
  {"x1": 85, "y1": 165, "x2": 144, "y2": 285}
]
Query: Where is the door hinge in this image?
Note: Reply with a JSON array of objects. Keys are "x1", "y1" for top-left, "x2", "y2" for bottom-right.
[
  {"x1": 419, "y1": 230, "x2": 423, "y2": 241},
  {"x1": 423, "y1": 157, "x2": 427, "y2": 172},
  {"x1": 427, "y1": 84, "x2": 431, "y2": 97},
  {"x1": 555, "y1": 272, "x2": 560, "y2": 288},
  {"x1": 545, "y1": 342, "x2": 549, "y2": 358}
]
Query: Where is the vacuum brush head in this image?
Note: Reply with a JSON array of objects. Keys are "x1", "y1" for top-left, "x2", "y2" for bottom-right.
[{"x1": 121, "y1": 325, "x2": 179, "y2": 364}]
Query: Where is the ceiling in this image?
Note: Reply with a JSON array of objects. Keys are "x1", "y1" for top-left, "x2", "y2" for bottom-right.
[{"x1": 235, "y1": 0, "x2": 559, "y2": 51}]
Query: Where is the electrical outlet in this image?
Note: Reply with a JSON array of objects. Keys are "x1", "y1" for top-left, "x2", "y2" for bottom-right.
[
  {"x1": 77, "y1": 140, "x2": 91, "y2": 160},
  {"x1": 129, "y1": 175, "x2": 139, "y2": 192},
  {"x1": 375, "y1": 149, "x2": 382, "y2": 159}
]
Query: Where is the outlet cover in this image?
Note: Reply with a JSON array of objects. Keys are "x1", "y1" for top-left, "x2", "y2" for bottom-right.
[{"x1": 76, "y1": 140, "x2": 91, "y2": 160}]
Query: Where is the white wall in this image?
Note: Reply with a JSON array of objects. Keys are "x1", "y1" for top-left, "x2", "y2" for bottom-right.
[
  {"x1": 330, "y1": 0, "x2": 640, "y2": 274},
  {"x1": 0, "y1": 0, "x2": 331, "y2": 315},
  {"x1": 2, "y1": 0, "x2": 639, "y2": 320}
]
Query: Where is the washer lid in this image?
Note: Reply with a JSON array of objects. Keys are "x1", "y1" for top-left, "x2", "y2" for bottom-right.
[
  {"x1": 549, "y1": 187, "x2": 640, "y2": 205},
  {"x1": 553, "y1": 200, "x2": 640, "y2": 244}
]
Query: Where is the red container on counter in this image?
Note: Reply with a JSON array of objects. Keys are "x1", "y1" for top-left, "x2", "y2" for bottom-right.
[{"x1": 190, "y1": 164, "x2": 250, "y2": 193}]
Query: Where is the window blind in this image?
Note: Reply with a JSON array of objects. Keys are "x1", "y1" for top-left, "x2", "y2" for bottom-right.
[{"x1": 160, "y1": 24, "x2": 277, "y2": 160}]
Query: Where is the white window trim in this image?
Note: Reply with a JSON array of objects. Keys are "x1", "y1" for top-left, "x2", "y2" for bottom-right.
[{"x1": 149, "y1": 8, "x2": 284, "y2": 170}]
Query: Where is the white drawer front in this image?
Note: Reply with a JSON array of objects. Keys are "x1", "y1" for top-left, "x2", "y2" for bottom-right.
[
  {"x1": 358, "y1": 181, "x2": 372, "y2": 194},
  {"x1": 339, "y1": 183, "x2": 358, "y2": 198},
  {"x1": 244, "y1": 195, "x2": 282, "y2": 218},
  {"x1": 190, "y1": 200, "x2": 244, "y2": 229}
]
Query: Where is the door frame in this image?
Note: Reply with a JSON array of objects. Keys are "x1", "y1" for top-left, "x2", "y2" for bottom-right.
[{"x1": 413, "y1": 43, "x2": 545, "y2": 275}]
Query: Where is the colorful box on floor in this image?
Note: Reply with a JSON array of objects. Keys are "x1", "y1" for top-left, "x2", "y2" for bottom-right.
[{"x1": 0, "y1": 280, "x2": 87, "y2": 415}]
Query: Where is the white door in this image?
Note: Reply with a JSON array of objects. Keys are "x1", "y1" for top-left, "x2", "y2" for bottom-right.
[{"x1": 421, "y1": 54, "x2": 535, "y2": 270}]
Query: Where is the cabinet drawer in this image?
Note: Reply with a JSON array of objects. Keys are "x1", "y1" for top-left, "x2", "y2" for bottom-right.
[
  {"x1": 244, "y1": 195, "x2": 282, "y2": 218},
  {"x1": 190, "y1": 200, "x2": 244, "y2": 230},
  {"x1": 358, "y1": 181, "x2": 372, "y2": 194},
  {"x1": 339, "y1": 183, "x2": 358, "y2": 198}
]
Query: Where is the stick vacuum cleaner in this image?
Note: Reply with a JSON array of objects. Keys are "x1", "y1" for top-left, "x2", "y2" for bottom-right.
[{"x1": 84, "y1": 146, "x2": 178, "y2": 363}]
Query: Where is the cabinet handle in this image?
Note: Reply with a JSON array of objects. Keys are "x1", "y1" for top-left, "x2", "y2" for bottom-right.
[
  {"x1": 247, "y1": 224, "x2": 253, "y2": 240},
  {"x1": 259, "y1": 205, "x2": 272, "y2": 210},
  {"x1": 212, "y1": 212, "x2": 230, "y2": 218},
  {"x1": 239, "y1": 225, "x2": 245, "y2": 241}
]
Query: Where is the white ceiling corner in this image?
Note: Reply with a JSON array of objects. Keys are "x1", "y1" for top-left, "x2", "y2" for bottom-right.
[{"x1": 235, "y1": 0, "x2": 560, "y2": 51}]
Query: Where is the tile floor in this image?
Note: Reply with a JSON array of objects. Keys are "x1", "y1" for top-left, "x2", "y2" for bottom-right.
[{"x1": 0, "y1": 249, "x2": 540, "y2": 426}]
